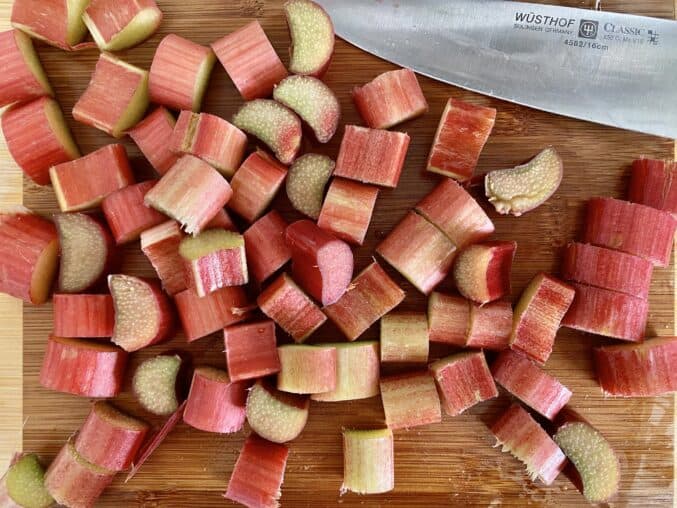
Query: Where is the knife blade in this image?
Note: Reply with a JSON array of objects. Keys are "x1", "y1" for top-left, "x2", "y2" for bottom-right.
[{"x1": 316, "y1": 0, "x2": 677, "y2": 138}]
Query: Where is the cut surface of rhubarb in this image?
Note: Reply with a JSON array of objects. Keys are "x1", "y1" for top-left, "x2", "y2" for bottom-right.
[
  {"x1": 453, "y1": 241, "x2": 516, "y2": 304},
  {"x1": 128, "y1": 107, "x2": 179, "y2": 176},
  {"x1": 380, "y1": 312, "x2": 429, "y2": 364},
  {"x1": 628, "y1": 158, "x2": 677, "y2": 215},
  {"x1": 284, "y1": 0, "x2": 334, "y2": 77},
  {"x1": 224, "y1": 320, "x2": 281, "y2": 382},
  {"x1": 11, "y1": 0, "x2": 91, "y2": 49},
  {"x1": 102, "y1": 180, "x2": 167, "y2": 244},
  {"x1": 246, "y1": 379, "x2": 309, "y2": 443},
  {"x1": 317, "y1": 178, "x2": 379, "y2": 246},
  {"x1": 380, "y1": 371, "x2": 441, "y2": 430},
  {"x1": 140, "y1": 220, "x2": 187, "y2": 295},
  {"x1": 244, "y1": 211, "x2": 292, "y2": 283},
  {"x1": 427, "y1": 292, "x2": 470, "y2": 346},
  {"x1": 3, "y1": 453, "x2": 53, "y2": 508},
  {"x1": 133, "y1": 355, "x2": 182, "y2": 415},
  {"x1": 466, "y1": 300, "x2": 512, "y2": 351},
  {"x1": 83, "y1": 0, "x2": 162, "y2": 51},
  {"x1": 312, "y1": 342, "x2": 380, "y2": 402},
  {"x1": 175, "y1": 286, "x2": 250, "y2": 342},
  {"x1": 0, "y1": 29, "x2": 53, "y2": 107},
  {"x1": 342, "y1": 428, "x2": 394, "y2": 495},
  {"x1": 53, "y1": 294, "x2": 115, "y2": 338},
  {"x1": 277, "y1": 344, "x2": 337, "y2": 394},
  {"x1": 286, "y1": 153, "x2": 334, "y2": 219}
]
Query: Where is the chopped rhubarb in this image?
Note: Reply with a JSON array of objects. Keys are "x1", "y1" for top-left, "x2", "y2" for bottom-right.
[
  {"x1": 453, "y1": 241, "x2": 516, "y2": 304},
  {"x1": 284, "y1": 0, "x2": 335, "y2": 77},
  {"x1": 244, "y1": 211, "x2": 292, "y2": 283},
  {"x1": 0, "y1": 29, "x2": 52, "y2": 107},
  {"x1": 324, "y1": 261, "x2": 405, "y2": 341},
  {"x1": 83, "y1": 0, "x2": 162, "y2": 51},
  {"x1": 50, "y1": 144, "x2": 135, "y2": 212},
  {"x1": 132, "y1": 355, "x2": 183, "y2": 415},
  {"x1": 511, "y1": 273, "x2": 575, "y2": 365},
  {"x1": 40, "y1": 336, "x2": 127, "y2": 397},
  {"x1": 380, "y1": 312, "x2": 429, "y2": 364},
  {"x1": 466, "y1": 300, "x2": 512, "y2": 351},
  {"x1": 312, "y1": 342, "x2": 380, "y2": 402},
  {"x1": 128, "y1": 107, "x2": 180, "y2": 176},
  {"x1": 229, "y1": 150, "x2": 287, "y2": 222},
  {"x1": 212, "y1": 20, "x2": 288, "y2": 100},
  {"x1": 0, "y1": 210, "x2": 58, "y2": 305},
  {"x1": 207, "y1": 208, "x2": 238, "y2": 232},
  {"x1": 140, "y1": 221, "x2": 187, "y2": 294},
  {"x1": 149, "y1": 34, "x2": 215, "y2": 112},
  {"x1": 224, "y1": 320, "x2": 281, "y2": 382},
  {"x1": 109, "y1": 274, "x2": 174, "y2": 352},
  {"x1": 53, "y1": 294, "x2": 115, "y2": 338},
  {"x1": 1, "y1": 454, "x2": 53, "y2": 508},
  {"x1": 491, "y1": 350, "x2": 572, "y2": 420},
  {"x1": 175, "y1": 286, "x2": 250, "y2": 342},
  {"x1": 246, "y1": 380, "x2": 309, "y2": 443},
  {"x1": 629, "y1": 158, "x2": 677, "y2": 216},
  {"x1": 2, "y1": 96, "x2": 79, "y2": 185},
  {"x1": 380, "y1": 371, "x2": 441, "y2": 430},
  {"x1": 277, "y1": 344, "x2": 337, "y2": 394},
  {"x1": 429, "y1": 351, "x2": 497, "y2": 416},
  {"x1": 427, "y1": 98, "x2": 496, "y2": 182},
  {"x1": 335, "y1": 125, "x2": 410, "y2": 188},
  {"x1": 183, "y1": 367, "x2": 248, "y2": 433},
  {"x1": 427, "y1": 292, "x2": 470, "y2": 346},
  {"x1": 317, "y1": 178, "x2": 379, "y2": 246},
  {"x1": 72, "y1": 53, "x2": 149, "y2": 138},
  {"x1": 342, "y1": 429, "x2": 394, "y2": 495},
  {"x1": 377, "y1": 211, "x2": 457, "y2": 294},
  {"x1": 286, "y1": 153, "x2": 334, "y2": 219},
  {"x1": 102, "y1": 180, "x2": 167, "y2": 244},
  {"x1": 11, "y1": 0, "x2": 91, "y2": 50}
]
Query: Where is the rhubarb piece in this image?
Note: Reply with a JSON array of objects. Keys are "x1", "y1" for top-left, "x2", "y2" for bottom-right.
[
  {"x1": 145, "y1": 155, "x2": 233, "y2": 235},
  {"x1": 102, "y1": 180, "x2": 167, "y2": 244},
  {"x1": 415, "y1": 178, "x2": 494, "y2": 248},
  {"x1": 229, "y1": 151, "x2": 287, "y2": 222},
  {"x1": 55, "y1": 213, "x2": 117, "y2": 294},
  {"x1": 246, "y1": 379, "x2": 309, "y2": 443},
  {"x1": 40, "y1": 336, "x2": 127, "y2": 397},
  {"x1": 629, "y1": 158, "x2": 677, "y2": 215},
  {"x1": 286, "y1": 220, "x2": 353, "y2": 306},
  {"x1": 485, "y1": 147, "x2": 564, "y2": 216},
  {"x1": 594, "y1": 337, "x2": 677, "y2": 397},
  {"x1": 128, "y1": 107, "x2": 179, "y2": 176},
  {"x1": 353, "y1": 68, "x2": 428, "y2": 129},
  {"x1": 277, "y1": 344, "x2": 337, "y2": 394},
  {"x1": 0, "y1": 29, "x2": 52, "y2": 107},
  {"x1": 561, "y1": 242, "x2": 653, "y2": 299},
  {"x1": 50, "y1": 144, "x2": 135, "y2": 212},
  {"x1": 83, "y1": 0, "x2": 162, "y2": 51},
  {"x1": 207, "y1": 208, "x2": 238, "y2": 232},
  {"x1": 0, "y1": 210, "x2": 58, "y2": 305},
  {"x1": 11, "y1": 0, "x2": 90, "y2": 50},
  {"x1": 492, "y1": 350, "x2": 572, "y2": 420},
  {"x1": 466, "y1": 301, "x2": 513, "y2": 351},
  {"x1": 232, "y1": 100, "x2": 302, "y2": 165},
  {"x1": 429, "y1": 351, "x2": 497, "y2": 416},
  {"x1": 317, "y1": 178, "x2": 379, "y2": 246},
  {"x1": 286, "y1": 153, "x2": 334, "y2": 219},
  {"x1": 224, "y1": 320, "x2": 281, "y2": 382},
  {"x1": 377, "y1": 211, "x2": 457, "y2": 294},
  {"x1": 284, "y1": 0, "x2": 334, "y2": 77},
  {"x1": 492, "y1": 403, "x2": 567, "y2": 485},
  {"x1": 74, "y1": 401, "x2": 149, "y2": 471},
  {"x1": 244, "y1": 211, "x2": 291, "y2": 283},
  {"x1": 335, "y1": 125, "x2": 410, "y2": 188},
  {"x1": 73, "y1": 53, "x2": 149, "y2": 138},
  {"x1": 109, "y1": 274, "x2": 174, "y2": 352},
  {"x1": 562, "y1": 283, "x2": 648, "y2": 342},
  {"x1": 312, "y1": 342, "x2": 380, "y2": 402},
  {"x1": 2, "y1": 97, "x2": 79, "y2": 185},
  {"x1": 2, "y1": 454, "x2": 53, "y2": 508},
  {"x1": 149, "y1": 34, "x2": 215, "y2": 112},
  {"x1": 342, "y1": 429, "x2": 394, "y2": 495},
  {"x1": 427, "y1": 292, "x2": 470, "y2": 346},
  {"x1": 212, "y1": 20, "x2": 288, "y2": 100},
  {"x1": 183, "y1": 367, "x2": 247, "y2": 433},
  {"x1": 324, "y1": 261, "x2": 405, "y2": 341},
  {"x1": 257, "y1": 273, "x2": 327, "y2": 342},
  {"x1": 511, "y1": 273, "x2": 575, "y2": 365},
  {"x1": 224, "y1": 434, "x2": 289, "y2": 508},
  {"x1": 140, "y1": 221, "x2": 187, "y2": 294},
  {"x1": 274, "y1": 75, "x2": 340, "y2": 143},
  {"x1": 132, "y1": 355, "x2": 182, "y2": 415},
  {"x1": 453, "y1": 241, "x2": 516, "y2": 304},
  {"x1": 53, "y1": 294, "x2": 115, "y2": 338},
  {"x1": 175, "y1": 286, "x2": 250, "y2": 341},
  {"x1": 380, "y1": 312, "x2": 429, "y2": 364},
  {"x1": 582, "y1": 197, "x2": 677, "y2": 267},
  {"x1": 379, "y1": 371, "x2": 441, "y2": 430}
]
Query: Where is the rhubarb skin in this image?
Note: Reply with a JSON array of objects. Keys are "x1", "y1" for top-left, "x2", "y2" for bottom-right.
[
  {"x1": 467, "y1": 301, "x2": 512, "y2": 351},
  {"x1": 453, "y1": 241, "x2": 516, "y2": 304},
  {"x1": 277, "y1": 344, "x2": 337, "y2": 394},
  {"x1": 429, "y1": 351, "x2": 497, "y2": 416},
  {"x1": 2, "y1": 96, "x2": 79, "y2": 186},
  {"x1": 140, "y1": 220, "x2": 187, "y2": 295},
  {"x1": 491, "y1": 350, "x2": 572, "y2": 420},
  {"x1": 594, "y1": 337, "x2": 677, "y2": 397},
  {"x1": 102, "y1": 180, "x2": 167, "y2": 244},
  {"x1": 11, "y1": 0, "x2": 90, "y2": 50},
  {"x1": 491, "y1": 403, "x2": 567, "y2": 485},
  {"x1": 380, "y1": 371, "x2": 442, "y2": 430},
  {"x1": 53, "y1": 294, "x2": 115, "y2": 338},
  {"x1": 377, "y1": 211, "x2": 457, "y2": 295},
  {"x1": 317, "y1": 178, "x2": 379, "y2": 246},
  {"x1": 175, "y1": 286, "x2": 250, "y2": 342},
  {"x1": 0, "y1": 210, "x2": 58, "y2": 305},
  {"x1": 427, "y1": 98, "x2": 496, "y2": 182},
  {"x1": 246, "y1": 380, "x2": 309, "y2": 444},
  {"x1": 244, "y1": 211, "x2": 292, "y2": 283},
  {"x1": 40, "y1": 336, "x2": 128, "y2": 398},
  {"x1": 284, "y1": 0, "x2": 335, "y2": 77},
  {"x1": 83, "y1": 0, "x2": 162, "y2": 52},
  {"x1": 335, "y1": 125, "x2": 410, "y2": 188},
  {"x1": 511, "y1": 273, "x2": 575, "y2": 365},
  {"x1": 212, "y1": 20, "x2": 288, "y2": 100},
  {"x1": 207, "y1": 208, "x2": 238, "y2": 232},
  {"x1": 561, "y1": 242, "x2": 653, "y2": 300},
  {"x1": 1, "y1": 453, "x2": 54, "y2": 508},
  {"x1": 312, "y1": 342, "x2": 380, "y2": 402},
  {"x1": 224, "y1": 320, "x2": 281, "y2": 382},
  {"x1": 427, "y1": 292, "x2": 470, "y2": 346},
  {"x1": 0, "y1": 29, "x2": 53, "y2": 107},
  {"x1": 224, "y1": 434, "x2": 289, "y2": 508},
  {"x1": 342, "y1": 429, "x2": 394, "y2": 495},
  {"x1": 629, "y1": 158, "x2": 677, "y2": 216},
  {"x1": 582, "y1": 197, "x2": 677, "y2": 267},
  {"x1": 380, "y1": 312, "x2": 429, "y2": 364},
  {"x1": 183, "y1": 366, "x2": 248, "y2": 433},
  {"x1": 562, "y1": 283, "x2": 648, "y2": 342},
  {"x1": 324, "y1": 261, "x2": 405, "y2": 341},
  {"x1": 128, "y1": 107, "x2": 179, "y2": 176}
]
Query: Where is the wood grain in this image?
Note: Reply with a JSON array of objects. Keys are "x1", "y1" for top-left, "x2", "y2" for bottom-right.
[{"x1": 0, "y1": 0, "x2": 675, "y2": 506}]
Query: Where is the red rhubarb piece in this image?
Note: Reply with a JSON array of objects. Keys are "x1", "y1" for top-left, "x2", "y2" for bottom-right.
[
  {"x1": 380, "y1": 371, "x2": 441, "y2": 430},
  {"x1": 427, "y1": 292, "x2": 470, "y2": 346},
  {"x1": 0, "y1": 453, "x2": 53, "y2": 508},
  {"x1": 11, "y1": 0, "x2": 91, "y2": 50},
  {"x1": 277, "y1": 344, "x2": 337, "y2": 394},
  {"x1": 175, "y1": 286, "x2": 250, "y2": 342},
  {"x1": 284, "y1": 0, "x2": 334, "y2": 77},
  {"x1": 311, "y1": 342, "x2": 380, "y2": 402},
  {"x1": 466, "y1": 300, "x2": 513, "y2": 351},
  {"x1": 82, "y1": 0, "x2": 162, "y2": 52},
  {"x1": 286, "y1": 153, "x2": 334, "y2": 220},
  {"x1": 380, "y1": 312, "x2": 429, "y2": 364},
  {"x1": 629, "y1": 158, "x2": 677, "y2": 216},
  {"x1": 453, "y1": 241, "x2": 516, "y2": 304},
  {"x1": 102, "y1": 180, "x2": 167, "y2": 244},
  {"x1": 246, "y1": 380, "x2": 309, "y2": 444},
  {"x1": 342, "y1": 429, "x2": 394, "y2": 495},
  {"x1": 207, "y1": 208, "x2": 238, "y2": 232},
  {"x1": 53, "y1": 294, "x2": 115, "y2": 338},
  {"x1": 0, "y1": 29, "x2": 52, "y2": 107},
  {"x1": 244, "y1": 211, "x2": 292, "y2": 283},
  {"x1": 224, "y1": 320, "x2": 281, "y2": 382},
  {"x1": 140, "y1": 220, "x2": 187, "y2": 295},
  {"x1": 132, "y1": 354, "x2": 184, "y2": 416},
  {"x1": 317, "y1": 178, "x2": 379, "y2": 246},
  {"x1": 128, "y1": 107, "x2": 180, "y2": 176}
]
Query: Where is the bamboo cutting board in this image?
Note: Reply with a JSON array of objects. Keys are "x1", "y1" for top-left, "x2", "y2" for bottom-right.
[{"x1": 1, "y1": 0, "x2": 675, "y2": 506}]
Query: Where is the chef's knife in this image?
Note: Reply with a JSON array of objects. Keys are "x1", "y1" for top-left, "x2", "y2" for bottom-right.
[{"x1": 315, "y1": 0, "x2": 677, "y2": 138}]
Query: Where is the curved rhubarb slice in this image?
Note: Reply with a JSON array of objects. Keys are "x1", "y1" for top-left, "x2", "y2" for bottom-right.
[
  {"x1": 427, "y1": 292, "x2": 470, "y2": 346},
  {"x1": 277, "y1": 344, "x2": 337, "y2": 394},
  {"x1": 83, "y1": 0, "x2": 162, "y2": 51},
  {"x1": 274, "y1": 75, "x2": 340, "y2": 143},
  {"x1": 232, "y1": 99, "x2": 302, "y2": 165},
  {"x1": 11, "y1": 0, "x2": 91, "y2": 50},
  {"x1": 342, "y1": 429, "x2": 394, "y2": 495},
  {"x1": 102, "y1": 180, "x2": 167, "y2": 244},
  {"x1": 284, "y1": 0, "x2": 334, "y2": 77},
  {"x1": 2, "y1": 454, "x2": 53, "y2": 508},
  {"x1": 467, "y1": 300, "x2": 512, "y2": 351},
  {"x1": 244, "y1": 211, "x2": 292, "y2": 283},
  {"x1": 53, "y1": 294, "x2": 115, "y2": 338},
  {"x1": 312, "y1": 342, "x2": 380, "y2": 402},
  {"x1": 629, "y1": 158, "x2": 677, "y2": 216},
  {"x1": 379, "y1": 371, "x2": 441, "y2": 430},
  {"x1": 380, "y1": 312, "x2": 429, "y2": 364},
  {"x1": 128, "y1": 107, "x2": 179, "y2": 176},
  {"x1": 317, "y1": 178, "x2": 379, "y2": 246},
  {"x1": 0, "y1": 29, "x2": 52, "y2": 107},
  {"x1": 453, "y1": 241, "x2": 516, "y2": 304},
  {"x1": 109, "y1": 274, "x2": 174, "y2": 352},
  {"x1": 286, "y1": 154, "x2": 334, "y2": 219},
  {"x1": 246, "y1": 379, "x2": 309, "y2": 443},
  {"x1": 175, "y1": 286, "x2": 250, "y2": 342},
  {"x1": 133, "y1": 355, "x2": 183, "y2": 415},
  {"x1": 224, "y1": 320, "x2": 280, "y2": 382}
]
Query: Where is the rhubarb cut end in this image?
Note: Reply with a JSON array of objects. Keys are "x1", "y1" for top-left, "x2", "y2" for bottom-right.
[
  {"x1": 13, "y1": 30, "x2": 54, "y2": 98},
  {"x1": 84, "y1": 6, "x2": 162, "y2": 52},
  {"x1": 286, "y1": 154, "x2": 334, "y2": 219},
  {"x1": 284, "y1": 0, "x2": 335, "y2": 77},
  {"x1": 246, "y1": 380, "x2": 310, "y2": 443},
  {"x1": 29, "y1": 238, "x2": 59, "y2": 305},
  {"x1": 133, "y1": 355, "x2": 182, "y2": 415},
  {"x1": 43, "y1": 98, "x2": 80, "y2": 162},
  {"x1": 4, "y1": 454, "x2": 54, "y2": 508}
]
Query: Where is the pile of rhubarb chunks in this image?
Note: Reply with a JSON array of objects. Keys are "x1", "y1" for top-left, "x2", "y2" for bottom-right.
[{"x1": 1, "y1": 0, "x2": 676, "y2": 506}]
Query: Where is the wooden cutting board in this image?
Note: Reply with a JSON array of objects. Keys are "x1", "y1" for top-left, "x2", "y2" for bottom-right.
[{"x1": 0, "y1": 0, "x2": 675, "y2": 506}]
